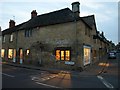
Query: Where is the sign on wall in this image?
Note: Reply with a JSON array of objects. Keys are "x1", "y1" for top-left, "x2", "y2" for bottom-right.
[{"x1": 65, "y1": 61, "x2": 75, "y2": 65}]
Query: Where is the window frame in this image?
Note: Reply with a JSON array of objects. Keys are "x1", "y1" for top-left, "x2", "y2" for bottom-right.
[
  {"x1": 10, "y1": 34, "x2": 13, "y2": 42},
  {"x1": 1, "y1": 49, "x2": 5, "y2": 58},
  {"x1": 55, "y1": 47, "x2": 71, "y2": 61},
  {"x1": 26, "y1": 49, "x2": 30, "y2": 56},
  {"x1": 25, "y1": 29, "x2": 32, "y2": 37},
  {"x1": 8, "y1": 49, "x2": 13, "y2": 59}
]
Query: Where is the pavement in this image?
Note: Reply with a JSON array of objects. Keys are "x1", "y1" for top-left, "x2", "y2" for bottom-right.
[{"x1": 2, "y1": 56, "x2": 108, "y2": 76}]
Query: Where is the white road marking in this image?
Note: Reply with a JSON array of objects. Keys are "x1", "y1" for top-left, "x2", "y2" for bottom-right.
[
  {"x1": 31, "y1": 74, "x2": 58, "y2": 82},
  {"x1": 0, "y1": 72, "x2": 15, "y2": 78},
  {"x1": 36, "y1": 82, "x2": 61, "y2": 88},
  {"x1": 97, "y1": 75, "x2": 114, "y2": 88}
]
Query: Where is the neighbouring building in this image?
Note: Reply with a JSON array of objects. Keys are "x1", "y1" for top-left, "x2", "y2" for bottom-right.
[
  {"x1": 0, "y1": 27, "x2": 2, "y2": 62},
  {"x1": 1, "y1": 2, "x2": 112, "y2": 70}
]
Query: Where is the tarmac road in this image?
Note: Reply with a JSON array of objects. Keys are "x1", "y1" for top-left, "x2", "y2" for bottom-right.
[{"x1": 1, "y1": 54, "x2": 119, "y2": 89}]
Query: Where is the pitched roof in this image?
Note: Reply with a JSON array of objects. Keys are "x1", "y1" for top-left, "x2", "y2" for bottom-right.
[
  {"x1": 2, "y1": 8, "x2": 94, "y2": 34},
  {"x1": 19, "y1": 8, "x2": 75, "y2": 30},
  {"x1": 2, "y1": 22, "x2": 26, "y2": 35},
  {"x1": 81, "y1": 15, "x2": 96, "y2": 28}
]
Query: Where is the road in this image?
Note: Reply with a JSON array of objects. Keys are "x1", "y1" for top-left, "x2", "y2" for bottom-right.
[{"x1": 1, "y1": 53, "x2": 119, "y2": 89}]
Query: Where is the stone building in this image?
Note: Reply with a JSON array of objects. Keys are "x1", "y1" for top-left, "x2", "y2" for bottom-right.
[
  {"x1": 1, "y1": 2, "x2": 110, "y2": 70},
  {"x1": 0, "y1": 27, "x2": 2, "y2": 61}
]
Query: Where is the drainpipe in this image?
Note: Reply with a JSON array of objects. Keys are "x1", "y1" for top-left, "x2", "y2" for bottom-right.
[
  {"x1": 73, "y1": 16, "x2": 78, "y2": 66},
  {"x1": 15, "y1": 30, "x2": 18, "y2": 63}
]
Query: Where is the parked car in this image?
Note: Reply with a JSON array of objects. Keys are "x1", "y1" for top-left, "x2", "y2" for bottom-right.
[{"x1": 108, "y1": 51, "x2": 117, "y2": 59}]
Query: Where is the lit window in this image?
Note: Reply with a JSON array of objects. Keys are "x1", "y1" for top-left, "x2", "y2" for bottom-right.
[
  {"x1": 65, "y1": 50, "x2": 70, "y2": 60},
  {"x1": 55, "y1": 48, "x2": 71, "y2": 61},
  {"x1": 56, "y1": 50, "x2": 60, "y2": 60},
  {"x1": 10, "y1": 34, "x2": 13, "y2": 42},
  {"x1": 20, "y1": 49, "x2": 23, "y2": 59},
  {"x1": 8, "y1": 49, "x2": 13, "y2": 59},
  {"x1": 1, "y1": 49, "x2": 5, "y2": 58},
  {"x1": 84, "y1": 46, "x2": 91, "y2": 66},
  {"x1": 61, "y1": 51, "x2": 64, "y2": 60},
  {"x1": 26, "y1": 49, "x2": 30, "y2": 55},
  {"x1": 13, "y1": 49, "x2": 16, "y2": 58}
]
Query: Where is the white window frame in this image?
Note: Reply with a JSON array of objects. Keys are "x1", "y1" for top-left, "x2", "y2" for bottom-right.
[
  {"x1": 83, "y1": 45, "x2": 91, "y2": 66},
  {"x1": 10, "y1": 34, "x2": 13, "y2": 42}
]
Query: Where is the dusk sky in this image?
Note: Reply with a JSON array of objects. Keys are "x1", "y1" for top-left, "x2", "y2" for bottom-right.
[{"x1": 0, "y1": 0, "x2": 119, "y2": 44}]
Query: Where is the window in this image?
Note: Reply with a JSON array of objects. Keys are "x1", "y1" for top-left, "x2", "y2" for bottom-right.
[
  {"x1": 61, "y1": 51, "x2": 64, "y2": 60},
  {"x1": 26, "y1": 49, "x2": 30, "y2": 55},
  {"x1": 65, "y1": 50, "x2": 70, "y2": 60},
  {"x1": 25, "y1": 29, "x2": 32, "y2": 37},
  {"x1": 1, "y1": 49, "x2": 5, "y2": 58},
  {"x1": 20, "y1": 49, "x2": 23, "y2": 59},
  {"x1": 10, "y1": 34, "x2": 13, "y2": 42},
  {"x1": 83, "y1": 46, "x2": 91, "y2": 66},
  {"x1": 2, "y1": 35, "x2": 5, "y2": 42},
  {"x1": 56, "y1": 50, "x2": 60, "y2": 60},
  {"x1": 8, "y1": 49, "x2": 13, "y2": 59},
  {"x1": 55, "y1": 47, "x2": 71, "y2": 61},
  {"x1": 13, "y1": 49, "x2": 16, "y2": 58}
]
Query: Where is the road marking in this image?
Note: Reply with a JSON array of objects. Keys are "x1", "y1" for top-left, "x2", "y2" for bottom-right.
[
  {"x1": 31, "y1": 74, "x2": 58, "y2": 82},
  {"x1": 36, "y1": 82, "x2": 61, "y2": 88},
  {"x1": 97, "y1": 75, "x2": 114, "y2": 88},
  {"x1": 0, "y1": 72, "x2": 15, "y2": 78}
]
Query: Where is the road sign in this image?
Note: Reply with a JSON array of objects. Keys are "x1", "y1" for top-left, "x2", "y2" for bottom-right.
[{"x1": 65, "y1": 61, "x2": 75, "y2": 65}]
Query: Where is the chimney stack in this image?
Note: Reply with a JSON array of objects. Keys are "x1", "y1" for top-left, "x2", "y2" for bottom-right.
[
  {"x1": 31, "y1": 10, "x2": 37, "y2": 18},
  {"x1": 101, "y1": 31, "x2": 104, "y2": 37},
  {"x1": 9, "y1": 20, "x2": 15, "y2": 28},
  {"x1": 71, "y1": 2, "x2": 80, "y2": 17}
]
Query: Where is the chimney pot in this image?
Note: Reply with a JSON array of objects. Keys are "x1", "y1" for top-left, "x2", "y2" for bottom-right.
[
  {"x1": 9, "y1": 19, "x2": 15, "y2": 28},
  {"x1": 31, "y1": 10, "x2": 37, "y2": 18}
]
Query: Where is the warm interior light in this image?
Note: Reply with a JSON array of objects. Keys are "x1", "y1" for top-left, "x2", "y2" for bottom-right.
[
  {"x1": 1, "y1": 49, "x2": 5, "y2": 58},
  {"x1": 8, "y1": 49, "x2": 13, "y2": 59},
  {"x1": 56, "y1": 50, "x2": 60, "y2": 60},
  {"x1": 20, "y1": 49, "x2": 23, "y2": 59},
  {"x1": 66, "y1": 50, "x2": 70, "y2": 60},
  {"x1": 13, "y1": 49, "x2": 16, "y2": 58},
  {"x1": 26, "y1": 49, "x2": 30, "y2": 55},
  {"x1": 61, "y1": 51, "x2": 64, "y2": 60},
  {"x1": 55, "y1": 49, "x2": 71, "y2": 61},
  {"x1": 98, "y1": 63, "x2": 110, "y2": 67},
  {"x1": 84, "y1": 48, "x2": 90, "y2": 62}
]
